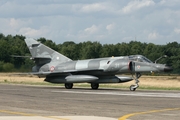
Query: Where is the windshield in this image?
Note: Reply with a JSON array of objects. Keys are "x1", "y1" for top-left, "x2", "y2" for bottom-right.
[{"x1": 129, "y1": 55, "x2": 153, "y2": 63}]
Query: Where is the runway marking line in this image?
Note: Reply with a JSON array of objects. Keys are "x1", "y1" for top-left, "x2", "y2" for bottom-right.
[
  {"x1": 52, "y1": 90, "x2": 180, "y2": 98},
  {"x1": 0, "y1": 110, "x2": 69, "y2": 120},
  {"x1": 118, "y1": 108, "x2": 180, "y2": 120}
]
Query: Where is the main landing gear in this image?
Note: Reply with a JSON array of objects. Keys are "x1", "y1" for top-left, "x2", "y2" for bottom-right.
[
  {"x1": 130, "y1": 73, "x2": 141, "y2": 91},
  {"x1": 64, "y1": 83, "x2": 99, "y2": 90},
  {"x1": 65, "y1": 83, "x2": 73, "y2": 89},
  {"x1": 91, "y1": 83, "x2": 99, "y2": 90}
]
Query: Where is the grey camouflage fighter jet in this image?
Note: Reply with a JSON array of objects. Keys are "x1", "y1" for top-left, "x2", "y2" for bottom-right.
[{"x1": 24, "y1": 38, "x2": 172, "y2": 91}]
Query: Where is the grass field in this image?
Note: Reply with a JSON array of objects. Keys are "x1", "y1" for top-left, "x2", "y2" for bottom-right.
[{"x1": 0, "y1": 73, "x2": 180, "y2": 90}]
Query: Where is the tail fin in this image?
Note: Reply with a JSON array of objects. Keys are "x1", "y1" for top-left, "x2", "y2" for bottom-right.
[{"x1": 25, "y1": 38, "x2": 72, "y2": 65}]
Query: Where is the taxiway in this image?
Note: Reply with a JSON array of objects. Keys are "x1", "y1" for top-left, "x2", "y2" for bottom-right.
[{"x1": 0, "y1": 84, "x2": 180, "y2": 120}]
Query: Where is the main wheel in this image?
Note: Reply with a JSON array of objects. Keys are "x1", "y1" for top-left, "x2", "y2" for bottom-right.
[
  {"x1": 91, "y1": 83, "x2": 99, "y2": 90},
  {"x1": 130, "y1": 85, "x2": 136, "y2": 91},
  {"x1": 65, "y1": 83, "x2": 73, "y2": 89}
]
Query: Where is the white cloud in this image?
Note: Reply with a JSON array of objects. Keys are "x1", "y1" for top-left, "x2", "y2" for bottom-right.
[
  {"x1": 148, "y1": 32, "x2": 159, "y2": 40},
  {"x1": 0, "y1": 0, "x2": 179, "y2": 45},
  {"x1": 0, "y1": 18, "x2": 32, "y2": 36},
  {"x1": 106, "y1": 23, "x2": 115, "y2": 31},
  {"x1": 19, "y1": 26, "x2": 49, "y2": 38},
  {"x1": 9, "y1": 18, "x2": 19, "y2": 28},
  {"x1": 72, "y1": 2, "x2": 119, "y2": 15},
  {"x1": 159, "y1": 0, "x2": 180, "y2": 7},
  {"x1": 122, "y1": 0, "x2": 155, "y2": 14},
  {"x1": 174, "y1": 28, "x2": 180, "y2": 34},
  {"x1": 80, "y1": 3, "x2": 106, "y2": 13},
  {"x1": 84, "y1": 25, "x2": 98, "y2": 34}
]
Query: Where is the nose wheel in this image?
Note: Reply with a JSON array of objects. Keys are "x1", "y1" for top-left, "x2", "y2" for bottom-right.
[
  {"x1": 130, "y1": 73, "x2": 141, "y2": 91},
  {"x1": 130, "y1": 85, "x2": 138, "y2": 91}
]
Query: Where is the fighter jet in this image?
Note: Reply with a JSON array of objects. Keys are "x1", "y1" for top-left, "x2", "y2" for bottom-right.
[{"x1": 24, "y1": 38, "x2": 172, "y2": 91}]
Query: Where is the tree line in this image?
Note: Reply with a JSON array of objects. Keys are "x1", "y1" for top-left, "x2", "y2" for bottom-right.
[{"x1": 0, "y1": 33, "x2": 179, "y2": 73}]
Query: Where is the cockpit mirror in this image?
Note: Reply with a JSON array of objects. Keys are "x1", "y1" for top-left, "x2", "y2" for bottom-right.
[{"x1": 154, "y1": 55, "x2": 168, "y2": 64}]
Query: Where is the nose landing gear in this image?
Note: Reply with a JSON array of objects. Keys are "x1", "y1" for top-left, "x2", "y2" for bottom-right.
[{"x1": 130, "y1": 73, "x2": 141, "y2": 91}]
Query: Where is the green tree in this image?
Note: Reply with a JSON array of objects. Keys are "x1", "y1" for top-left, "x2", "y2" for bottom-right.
[
  {"x1": 0, "y1": 61, "x2": 4, "y2": 72},
  {"x1": 0, "y1": 33, "x2": 5, "y2": 40},
  {"x1": 143, "y1": 43, "x2": 163, "y2": 62},
  {"x1": 3, "y1": 63, "x2": 14, "y2": 72},
  {"x1": 0, "y1": 40, "x2": 10, "y2": 62},
  {"x1": 60, "y1": 41, "x2": 79, "y2": 60},
  {"x1": 37, "y1": 38, "x2": 58, "y2": 51},
  {"x1": 100, "y1": 44, "x2": 117, "y2": 57},
  {"x1": 129, "y1": 41, "x2": 145, "y2": 55},
  {"x1": 80, "y1": 41, "x2": 102, "y2": 59},
  {"x1": 116, "y1": 43, "x2": 130, "y2": 56}
]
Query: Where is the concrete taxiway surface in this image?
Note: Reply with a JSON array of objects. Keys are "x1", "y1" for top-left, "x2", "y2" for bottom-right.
[{"x1": 0, "y1": 84, "x2": 180, "y2": 120}]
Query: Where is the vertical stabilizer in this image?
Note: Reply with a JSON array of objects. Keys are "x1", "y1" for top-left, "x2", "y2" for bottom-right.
[{"x1": 25, "y1": 38, "x2": 72, "y2": 64}]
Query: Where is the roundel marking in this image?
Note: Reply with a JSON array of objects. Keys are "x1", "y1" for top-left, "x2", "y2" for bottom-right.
[
  {"x1": 137, "y1": 65, "x2": 141, "y2": 69},
  {"x1": 50, "y1": 66, "x2": 55, "y2": 72}
]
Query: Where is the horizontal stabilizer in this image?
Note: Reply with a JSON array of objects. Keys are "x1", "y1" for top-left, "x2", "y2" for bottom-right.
[
  {"x1": 11, "y1": 55, "x2": 31, "y2": 58},
  {"x1": 10, "y1": 72, "x2": 63, "y2": 78}
]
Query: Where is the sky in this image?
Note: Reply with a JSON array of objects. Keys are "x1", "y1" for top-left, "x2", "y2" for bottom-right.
[{"x1": 0, "y1": 0, "x2": 180, "y2": 45}]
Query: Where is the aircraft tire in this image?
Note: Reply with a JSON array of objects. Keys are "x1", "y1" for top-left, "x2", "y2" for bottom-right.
[
  {"x1": 130, "y1": 85, "x2": 136, "y2": 91},
  {"x1": 91, "y1": 83, "x2": 99, "y2": 90},
  {"x1": 65, "y1": 83, "x2": 73, "y2": 89}
]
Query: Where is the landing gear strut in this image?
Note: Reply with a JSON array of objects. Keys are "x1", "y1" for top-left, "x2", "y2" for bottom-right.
[{"x1": 130, "y1": 73, "x2": 141, "y2": 91}]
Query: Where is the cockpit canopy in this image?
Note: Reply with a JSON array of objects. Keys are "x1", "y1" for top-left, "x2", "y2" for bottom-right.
[{"x1": 129, "y1": 55, "x2": 153, "y2": 63}]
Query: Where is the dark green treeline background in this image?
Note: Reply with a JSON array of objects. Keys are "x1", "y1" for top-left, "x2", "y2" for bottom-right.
[{"x1": 0, "y1": 33, "x2": 179, "y2": 73}]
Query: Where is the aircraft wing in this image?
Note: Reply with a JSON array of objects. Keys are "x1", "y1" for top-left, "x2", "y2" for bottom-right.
[
  {"x1": 16, "y1": 68, "x2": 133, "y2": 83},
  {"x1": 14, "y1": 68, "x2": 104, "y2": 77}
]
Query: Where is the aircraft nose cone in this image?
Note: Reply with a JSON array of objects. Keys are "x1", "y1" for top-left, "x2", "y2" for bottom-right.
[{"x1": 164, "y1": 65, "x2": 173, "y2": 72}]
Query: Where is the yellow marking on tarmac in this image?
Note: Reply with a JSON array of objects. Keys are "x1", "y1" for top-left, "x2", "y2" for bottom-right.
[
  {"x1": 119, "y1": 108, "x2": 180, "y2": 120},
  {"x1": 47, "y1": 116, "x2": 69, "y2": 120},
  {"x1": 0, "y1": 110, "x2": 69, "y2": 120},
  {"x1": 0, "y1": 110, "x2": 34, "y2": 116}
]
